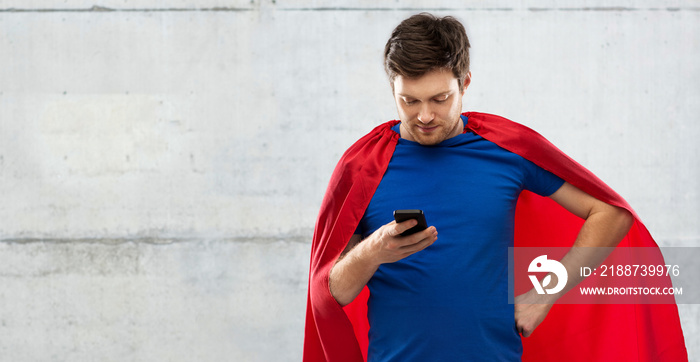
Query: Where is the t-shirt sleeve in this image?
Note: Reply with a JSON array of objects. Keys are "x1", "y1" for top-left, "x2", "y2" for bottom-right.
[{"x1": 521, "y1": 158, "x2": 565, "y2": 197}]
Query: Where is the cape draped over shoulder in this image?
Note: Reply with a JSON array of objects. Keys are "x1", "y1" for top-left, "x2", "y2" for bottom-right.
[{"x1": 303, "y1": 112, "x2": 687, "y2": 362}]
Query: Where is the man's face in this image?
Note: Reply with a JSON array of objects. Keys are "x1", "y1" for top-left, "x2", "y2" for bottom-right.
[{"x1": 393, "y1": 68, "x2": 470, "y2": 145}]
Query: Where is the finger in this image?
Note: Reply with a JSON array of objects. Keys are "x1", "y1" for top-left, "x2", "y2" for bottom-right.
[
  {"x1": 516, "y1": 320, "x2": 533, "y2": 338},
  {"x1": 391, "y1": 219, "x2": 418, "y2": 236},
  {"x1": 401, "y1": 226, "x2": 437, "y2": 244},
  {"x1": 398, "y1": 228, "x2": 437, "y2": 253},
  {"x1": 400, "y1": 239, "x2": 436, "y2": 257}
]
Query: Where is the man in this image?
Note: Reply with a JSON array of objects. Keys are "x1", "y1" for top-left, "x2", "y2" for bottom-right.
[{"x1": 304, "y1": 13, "x2": 687, "y2": 361}]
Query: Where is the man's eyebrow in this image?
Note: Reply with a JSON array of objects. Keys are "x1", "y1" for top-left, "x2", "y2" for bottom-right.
[{"x1": 397, "y1": 91, "x2": 452, "y2": 99}]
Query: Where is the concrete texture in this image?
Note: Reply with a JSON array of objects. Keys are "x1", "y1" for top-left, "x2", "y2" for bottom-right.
[
  {"x1": 0, "y1": 238, "x2": 307, "y2": 361},
  {"x1": 0, "y1": 1, "x2": 698, "y2": 360}
]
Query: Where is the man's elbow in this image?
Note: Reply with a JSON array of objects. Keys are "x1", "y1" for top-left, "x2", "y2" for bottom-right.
[
  {"x1": 610, "y1": 205, "x2": 635, "y2": 244},
  {"x1": 617, "y1": 207, "x2": 634, "y2": 232}
]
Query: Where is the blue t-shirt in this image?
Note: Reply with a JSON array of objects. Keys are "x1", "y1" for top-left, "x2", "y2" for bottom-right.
[{"x1": 356, "y1": 116, "x2": 565, "y2": 361}]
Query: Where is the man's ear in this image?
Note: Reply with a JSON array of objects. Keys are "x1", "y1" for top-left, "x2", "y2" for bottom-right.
[{"x1": 462, "y1": 71, "x2": 472, "y2": 94}]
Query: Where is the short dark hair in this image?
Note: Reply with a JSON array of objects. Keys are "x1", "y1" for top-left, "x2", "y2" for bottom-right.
[{"x1": 384, "y1": 13, "x2": 471, "y2": 91}]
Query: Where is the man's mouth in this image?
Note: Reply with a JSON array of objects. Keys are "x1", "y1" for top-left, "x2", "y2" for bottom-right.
[{"x1": 417, "y1": 125, "x2": 438, "y2": 133}]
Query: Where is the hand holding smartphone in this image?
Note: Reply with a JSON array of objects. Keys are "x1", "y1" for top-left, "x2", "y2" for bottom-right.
[{"x1": 393, "y1": 209, "x2": 428, "y2": 236}]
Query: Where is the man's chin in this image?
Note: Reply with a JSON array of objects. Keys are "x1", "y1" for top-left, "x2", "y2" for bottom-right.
[
  {"x1": 411, "y1": 129, "x2": 447, "y2": 145},
  {"x1": 402, "y1": 124, "x2": 448, "y2": 145}
]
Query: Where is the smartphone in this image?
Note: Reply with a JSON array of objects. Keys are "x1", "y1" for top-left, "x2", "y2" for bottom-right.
[{"x1": 393, "y1": 209, "x2": 428, "y2": 236}]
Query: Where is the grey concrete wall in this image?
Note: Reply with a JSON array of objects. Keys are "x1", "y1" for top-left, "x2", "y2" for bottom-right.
[{"x1": 0, "y1": 1, "x2": 698, "y2": 360}]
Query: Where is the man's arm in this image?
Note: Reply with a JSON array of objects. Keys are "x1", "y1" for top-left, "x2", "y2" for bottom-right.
[
  {"x1": 514, "y1": 181, "x2": 634, "y2": 337},
  {"x1": 329, "y1": 220, "x2": 438, "y2": 306}
]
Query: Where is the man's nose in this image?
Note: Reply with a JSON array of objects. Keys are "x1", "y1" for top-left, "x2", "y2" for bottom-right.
[{"x1": 417, "y1": 104, "x2": 434, "y2": 124}]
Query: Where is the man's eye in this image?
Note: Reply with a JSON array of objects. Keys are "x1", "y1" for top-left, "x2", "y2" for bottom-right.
[{"x1": 405, "y1": 100, "x2": 417, "y2": 105}]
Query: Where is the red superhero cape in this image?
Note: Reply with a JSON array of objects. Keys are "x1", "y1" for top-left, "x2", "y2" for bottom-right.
[{"x1": 304, "y1": 112, "x2": 687, "y2": 361}]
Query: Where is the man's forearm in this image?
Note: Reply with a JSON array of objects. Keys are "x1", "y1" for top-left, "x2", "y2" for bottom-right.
[
  {"x1": 329, "y1": 220, "x2": 438, "y2": 306},
  {"x1": 329, "y1": 240, "x2": 379, "y2": 306}
]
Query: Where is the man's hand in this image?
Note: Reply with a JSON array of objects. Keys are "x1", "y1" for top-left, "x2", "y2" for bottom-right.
[
  {"x1": 514, "y1": 290, "x2": 553, "y2": 338},
  {"x1": 329, "y1": 219, "x2": 437, "y2": 306},
  {"x1": 361, "y1": 219, "x2": 438, "y2": 266}
]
